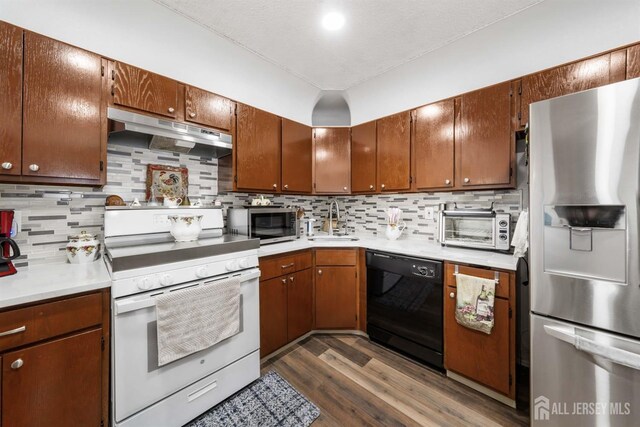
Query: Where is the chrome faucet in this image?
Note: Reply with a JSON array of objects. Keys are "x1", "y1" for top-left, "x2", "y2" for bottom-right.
[{"x1": 328, "y1": 199, "x2": 340, "y2": 236}]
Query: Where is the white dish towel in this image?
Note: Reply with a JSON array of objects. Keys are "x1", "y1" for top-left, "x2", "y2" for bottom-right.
[
  {"x1": 511, "y1": 209, "x2": 529, "y2": 258},
  {"x1": 155, "y1": 277, "x2": 241, "y2": 366}
]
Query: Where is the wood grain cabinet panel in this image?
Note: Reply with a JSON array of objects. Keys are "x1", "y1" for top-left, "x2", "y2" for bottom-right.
[
  {"x1": 413, "y1": 99, "x2": 455, "y2": 190},
  {"x1": 22, "y1": 32, "x2": 103, "y2": 180},
  {"x1": 184, "y1": 85, "x2": 233, "y2": 131},
  {"x1": 314, "y1": 128, "x2": 351, "y2": 194},
  {"x1": 281, "y1": 119, "x2": 312, "y2": 193},
  {"x1": 315, "y1": 266, "x2": 357, "y2": 329},
  {"x1": 259, "y1": 276, "x2": 288, "y2": 357},
  {"x1": 351, "y1": 121, "x2": 377, "y2": 193},
  {"x1": 235, "y1": 104, "x2": 281, "y2": 192},
  {"x1": 112, "y1": 61, "x2": 178, "y2": 118},
  {"x1": 520, "y1": 53, "x2": 621, "y2": 126},
  {"x1": 0, "y1": 22, "x2": 23, "y2": 176},
  {"x1": 287, "y1": 268, "x2": 313, "y2": 341},
  {"x1": 376, "y1": 111, "x2": 411, "y2": 192},
  {"x1": 628, "y1": 44, "x2": 640, "y2": 80},
  {"x1": 457, "y1": 82, "x2": 513, "y2": 188}
]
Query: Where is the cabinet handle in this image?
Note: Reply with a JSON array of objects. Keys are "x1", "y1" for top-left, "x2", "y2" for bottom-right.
[
  {"x1": 343, "y1": 186, "x2": 347, "y2": 191},
  {"x1": 29, "y1": 164, "x2": 39, "y2": 172},
  {"x1": 0, "y1": 325, "x2": 26, "y2": 337},
  {"x1": 449, "y1": 292, "x2": 455, "y2": 299},
  {"x1": 281, "y1": 263, "x2": 295, "y2": 269},
  {"x1": 272, "y1": 184, "x2": 277, "y2": 189},
  {"x1": 1, "y1": 162, "x2": 12, "y2": 170},
  {"x1": 289, "y1": 276, "x2": 295, "y2": 282},
  {"x1": 381, "y1": 184, "x2": 385, "y2": 189},
  {"x1": 168, "y1": 107, "x2": 175, "y2": 114},
  {"x1": 10, "y1": 358, "x2": 23, "y2": 370},
  {"x1": 369, "y1": 184, "x2": 374, "y2": 190},
  {"x1": 284, "y1": 184, "x2": 289, "y2": 190},
  {"x1": 189, "y1": 112, "x2": 196, "y2": 118},
  {"x1": 445, "y1": 179, "x2": 451, "y2": 185},
  {"x1": 464, "y1": 178, "x2": 470, "y2": 183},
  {"x1": 318, "y1": 269, "x2": 322, "y2": 275}
]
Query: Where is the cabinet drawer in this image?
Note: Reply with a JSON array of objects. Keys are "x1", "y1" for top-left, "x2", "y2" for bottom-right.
[
  {"x1": 444, "y1": 263, "x2": 510, "y2": 299},
  {"x1": 259, "y1": 251, "x2": 312, "y2": 281},
  {"x1": 0, "y1": 293, "x2": 103, "y2": 352},
  {"x1": 315, "y1": 249, "x2": 357, "y2": 266}
]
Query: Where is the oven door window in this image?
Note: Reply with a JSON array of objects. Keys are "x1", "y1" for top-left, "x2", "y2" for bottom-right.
[
  {"x1": 251, "y1": 213, "x2": 295, "y2": 239},
  {"x1": 443, "y1": 216, "x2": 495, "y2": 246}
]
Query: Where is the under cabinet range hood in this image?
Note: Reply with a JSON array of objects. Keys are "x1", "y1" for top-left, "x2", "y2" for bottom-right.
[{"x1": 107, "y1": 107, "x2": 232, "y2": 158}]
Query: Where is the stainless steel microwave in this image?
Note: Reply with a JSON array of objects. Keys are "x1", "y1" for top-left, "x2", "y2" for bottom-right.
[
  {"x1": 227, "y1": 207, "x2": 300, "y2": 244},
  {"x1": 439, "y1": 206, "x2": 510, "y2": 251}
]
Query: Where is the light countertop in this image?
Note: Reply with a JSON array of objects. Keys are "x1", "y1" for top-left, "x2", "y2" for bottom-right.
[
  {"x1": 258, "y1": 234, "x2": 520, "y2": 271},
  {"x1": 0, "y1": 260, "x2": 111, "y2": 310}
]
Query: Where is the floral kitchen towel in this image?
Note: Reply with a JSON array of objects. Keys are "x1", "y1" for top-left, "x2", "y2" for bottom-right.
[{"x1": 455, "y1": 273, "x2": 496, "y2": 334}]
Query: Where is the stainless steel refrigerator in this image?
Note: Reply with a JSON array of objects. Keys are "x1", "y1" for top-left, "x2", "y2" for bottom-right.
[{"x1": 530, "y1": 77, "x2": 640, "y2": 426}]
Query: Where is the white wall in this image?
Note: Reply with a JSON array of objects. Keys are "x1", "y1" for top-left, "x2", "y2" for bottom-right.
[
  {"x1": 0, "y1": 0, "x2": 320, "y2": 125},
  {"x1": 346, "y1": 0, "x2": 640, "y2": 125}
]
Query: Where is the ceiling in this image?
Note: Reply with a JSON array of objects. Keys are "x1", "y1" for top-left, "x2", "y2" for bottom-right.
[{"x1": 154, "y1": 0, "x2": 544, "y2": 90}]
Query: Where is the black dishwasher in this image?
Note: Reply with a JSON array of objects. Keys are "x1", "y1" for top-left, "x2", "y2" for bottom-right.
[{"x1": 366, "y1": 251, "x2": 443, "y2": 369}]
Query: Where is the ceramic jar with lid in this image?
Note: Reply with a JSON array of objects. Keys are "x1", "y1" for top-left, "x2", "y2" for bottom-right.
[{"x1": 66, "y1": 231, "x2": 101, "y2": 264}]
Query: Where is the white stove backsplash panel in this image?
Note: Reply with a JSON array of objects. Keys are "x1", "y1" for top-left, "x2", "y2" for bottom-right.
[{"x1": 0, "y1": 143, "x2": 522, "y2": 267}]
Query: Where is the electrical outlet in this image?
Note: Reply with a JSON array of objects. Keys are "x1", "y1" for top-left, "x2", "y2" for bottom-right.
[{"x1": 424, "y1": 206, "x2": 434, "y2": 221}]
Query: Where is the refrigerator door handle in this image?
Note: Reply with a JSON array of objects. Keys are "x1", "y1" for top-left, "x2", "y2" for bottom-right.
[{"x1": 544, "y1": 325, "x2": 640, "y2": 370}]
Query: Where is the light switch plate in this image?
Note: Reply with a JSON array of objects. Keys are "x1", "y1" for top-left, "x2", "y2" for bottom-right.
[{"x1": 425, "y1": 206, "x2": 434, "y2": 221}]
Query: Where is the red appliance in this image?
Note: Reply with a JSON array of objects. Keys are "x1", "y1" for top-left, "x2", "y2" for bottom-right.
[{"x1": 0, "y1": 210, "x2": 20, "y2": 277}]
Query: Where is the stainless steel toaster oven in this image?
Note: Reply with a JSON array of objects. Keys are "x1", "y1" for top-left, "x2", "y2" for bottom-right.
[{"x1": 439, "y1": 205, "x2": 510, "y2": 251}]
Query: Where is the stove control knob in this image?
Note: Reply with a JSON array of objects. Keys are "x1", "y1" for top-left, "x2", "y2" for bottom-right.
[
  {"x1": 137, "y1": 277, "x2": 153, "y2": 290},
  {"x1": 160, "y1": 274, "x2": 174, "y2": 287},
  {"x1": 196, "y1": 266, "x2": 209, "y2": 278},
  {"x1": 225, "y1": 260, "x2": 239, "y2": 271},
  {"x1": 238, "y1": 258, "x2": 249, "y2": 269}
]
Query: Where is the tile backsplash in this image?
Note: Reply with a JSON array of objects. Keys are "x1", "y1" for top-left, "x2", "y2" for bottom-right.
[{"x1": 0, "y1": 142, "x2": 523, "y2": 267}]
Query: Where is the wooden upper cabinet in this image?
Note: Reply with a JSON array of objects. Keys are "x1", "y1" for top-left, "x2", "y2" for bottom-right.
[
  {"x1": 351, "y1": 121, "x2": 377, "y2": 193},
  {"x1": 313, "y1": 128, "x2": 351, "y2": 194},
  {"x1": 376, "y1": 111, "x2": 411, "y2": 192},
  {"x1": 0, "y1": 22, "x2": 23, "y2": 176},
  {"x1": 413, "y1": 99, "x2": 455, "y2": 190},
  {"x1": 457, "y1": 82, "x2": 513, "y2": 188},
  {"x1": 281, "y1": 119, "x2": 312, "y2": 193},
  {"x1": 112, "y1": 61, "x2": 178, "y2": 118},
  {"x1": 184, "y1": 85, "x2": 233, "y2": 131},
  {"x1": 627, "y1": 44, "x2": 640, "y2": 80},
  {"x1": 520, "y1": 52, "x2": 626, "y2": 126},
  {"x1": 22, "y1": 32, "x2": 103, "y2": 180},
  {"x1": 235, "y1": 104, "x2": 281, "y2": 192}
]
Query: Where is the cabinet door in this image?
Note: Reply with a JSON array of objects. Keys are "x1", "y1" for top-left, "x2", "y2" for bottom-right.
[
  {"x1": 377, "y1": 111, "x2": 411, "y2": 192},
  {"x1": 2, "y1": 329, "x2": 103, "y2": 427},
  {"x1": 236, "y1": 104, "x2": 281, "y2": 192},
  {"x1": 23, "y1": 33, "x2": 103, "y2": 180},
  {"x1": 259, "y1": 276, "x2": 288, "y2": 357},
  {"x1": 184, "y1": 85, "x2": 233, "y2": 131},
  {"x1": 520, "y1": 53, "x2": 622, "y2": 126},
  {"x1": 287, "y1": 269, "x2": 313, "y2": 341},
  {"x1": 281, "y1": 119, "x2": 312, "y2": 193},
  {"x1": 112, "y1": 61, "x2": 178, "y2": 118},
  {"x1": 457, "y1": 82, "x2": 513, "y2": 188},
  {"x1": 413, "y1": 99, "x2": 455, "y2": 190},
  {"x1": 444, "y1": 287, "x2": 511, "y2": 396},
  {"x1": 315, "y1": 266, "x2": 357, "y2": 329},
  {"x1": 314, "y1": 128, "x2": 351, "y2": 194},
  {"x1": 0, "y1": 22, "x2": 23, "y2": 176},
  {"x1": 351, "y1": 121, "x2": 377, "y2": 192},
  {"x1": 628, "y1": 45, "x2": 640, "y2": 80}
]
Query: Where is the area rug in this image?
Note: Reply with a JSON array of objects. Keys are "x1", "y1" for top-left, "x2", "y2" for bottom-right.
[{"x1": 185, "y1": 371, "x2": 320, "y2": 427}]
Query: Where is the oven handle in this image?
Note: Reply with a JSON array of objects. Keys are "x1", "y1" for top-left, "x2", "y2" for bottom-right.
[{"x1": 114, "y1": 269, "x2": 260, "y2": 315}]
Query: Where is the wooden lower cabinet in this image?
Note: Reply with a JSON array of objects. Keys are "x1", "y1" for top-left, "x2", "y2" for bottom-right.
[
  {"x1": 287, "y1": 268, "x2": 313, "y2": 341},
  {"x1": 443, "y1": 262, "x2": 515, "y2": 399},
  {"x1": 314, "y1": 249, "x2": 359, "y2": 330},
  {"x1": 259, "y1": 275, "x2": 289, "y2": 357}
]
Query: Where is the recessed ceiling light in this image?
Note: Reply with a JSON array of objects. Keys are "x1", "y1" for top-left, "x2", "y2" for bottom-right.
[{"x1": 322, "y1": 12, "x2": 345, "y2": 31}]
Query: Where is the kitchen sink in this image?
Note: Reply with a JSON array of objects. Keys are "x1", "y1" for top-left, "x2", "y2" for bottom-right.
[{"x1": 308, "y1": 235, "x2": 360, "y2": 241}]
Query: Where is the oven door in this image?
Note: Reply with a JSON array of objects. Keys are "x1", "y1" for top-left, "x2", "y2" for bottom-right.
[
  {"x1": 112, "y1": 269, "x2": 260, "y2": 423},
  {"x1": 249, "y1": 209, "x2": 297, "y2": 243},
  {"x1": 441, "y1": 214, "x2": 496, "y2": 249}
]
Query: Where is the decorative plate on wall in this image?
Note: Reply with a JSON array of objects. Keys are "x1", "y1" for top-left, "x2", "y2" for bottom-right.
[{"x1": 146, "y1": 164, "x2": 189, "y2": 201}]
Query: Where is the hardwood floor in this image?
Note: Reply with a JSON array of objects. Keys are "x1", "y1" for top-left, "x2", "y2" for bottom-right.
[{"x1": 260, "y1": 334, "x2": 529, "y2": 426}]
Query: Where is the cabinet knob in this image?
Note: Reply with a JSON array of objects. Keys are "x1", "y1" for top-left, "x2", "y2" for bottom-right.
[
  {"x1": 29, "y1": 164, "x2": 39, "y2": 172},
  {"x1": 272, "y1": 184, "x2": 277, "y2": 189},
  {"x1": 289, "y1": 276, "x2": 295, "y2": 282},
  {"x1": 464, "y1": 178, "x2": 470, "y2": 183},
  {"x1": 284, "y1": 184, "x2": 289, "y2": 190},
  {"x1": 449, "y1": 292, "x2": 455, "y2": 299},
  {"x1": 189, "y1": 112, "x2": 196, "y2": 118},
  {"x1": 11, "y1": 358, "x2": 23, "y2": 370},
  {"x1": 381, "y1": 184, "x2": 385, "y2": 189},
  {"x1": 168, "y1": 107, "x2": 175, "y2": 113},
  {"x1": 318, "y1": 269, "x2": 322, "y2": 275},
  {"x1": 281, "y1": 278, "x2": 287, "y2": 284},
  {"x1": 1, "y1": 162, "x2": 12, "y2": 170},
  {"x1": 343, "y1": 186, "x2": 348, "y2": 191},
  {"x1": 369, "y1": 184, "x2": 374, "y2": 190},
  {"x1": 445, "y1": 179, "x2": 451, "y2": 185}
]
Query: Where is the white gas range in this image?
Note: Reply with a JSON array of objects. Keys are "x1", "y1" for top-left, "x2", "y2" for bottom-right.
[{"x1": 104, "y1": 207, "x2": 261, "y2": 427}]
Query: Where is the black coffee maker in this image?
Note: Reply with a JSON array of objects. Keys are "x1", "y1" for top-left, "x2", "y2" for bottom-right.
[{"x1": 0, "y1": 210, "x2": 21, "y2": 277}]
